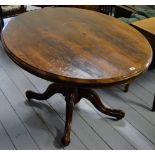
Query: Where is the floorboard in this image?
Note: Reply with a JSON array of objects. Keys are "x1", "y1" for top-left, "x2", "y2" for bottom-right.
[
  {"x1": 22, "y1": 68, "x2": 111, "y2": 150},
  {"x1": 0, "y1": 120, "x2": 15, "y2": 150},
  {"x1": 98, "y1": 89, "x2": 155, "y2": 148},
  {"x1": 0, "y1": 45, "x2": 86, "y2": 150},
  {"x1": 0, "y1": 42, "x2": 155, "y2": 150},
  {"x1": 22, "y1": 69, "x2": 142, "y2": 150}
]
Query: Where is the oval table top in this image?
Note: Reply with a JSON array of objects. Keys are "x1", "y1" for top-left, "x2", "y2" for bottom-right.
[{"x1": 1, "y1": 7, "x2": 153, "y2": 86}]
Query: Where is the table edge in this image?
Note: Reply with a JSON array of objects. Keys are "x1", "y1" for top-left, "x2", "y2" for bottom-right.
[{"x1": 1, "y1": 10, "x2": 152, "y2": 87}]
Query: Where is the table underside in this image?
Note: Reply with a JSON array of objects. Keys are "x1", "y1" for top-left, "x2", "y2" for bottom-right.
[{"x1": 26, "y1": 82, "x2": 125, "y2": 146}]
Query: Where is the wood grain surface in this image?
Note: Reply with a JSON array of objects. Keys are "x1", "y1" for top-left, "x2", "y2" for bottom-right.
[
  {"x1": 132, "y1": 17, "x2": 155, "y2": 37},
  {"x1": 1, "y1": 7, "x2": 153, "y2": 86}
]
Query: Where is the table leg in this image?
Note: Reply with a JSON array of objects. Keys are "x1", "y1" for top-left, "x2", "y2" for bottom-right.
[
  {"x1": 61, "y1": 88, "x2": 76, "y2": 145},
  {"x1": 25, "y1": 83, "x2": 125, "y2": 146},
  {"x1": 26, "y1": 83, "x2": 66, "y2": 100},
  {"x1": 124, "y1": 83, "x2": 130, "y2": 92},
  {"x1": 79, "y1": 89, "x2": 125, "y2": 120}
]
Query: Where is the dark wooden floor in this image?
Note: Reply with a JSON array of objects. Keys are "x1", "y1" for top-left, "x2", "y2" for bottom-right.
[{"x1": 0, "y1": 42, "x2": 155, "y2": 150}]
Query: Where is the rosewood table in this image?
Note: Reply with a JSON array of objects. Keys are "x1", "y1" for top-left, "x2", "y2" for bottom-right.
[{"x1": 1, "y1": 7, "x2": 152, "y2": 146}]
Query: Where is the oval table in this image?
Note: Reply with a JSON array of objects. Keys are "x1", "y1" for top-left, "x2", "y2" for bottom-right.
[{"x1": 1, "y1": 7, "x2": 152, "y2": 146}]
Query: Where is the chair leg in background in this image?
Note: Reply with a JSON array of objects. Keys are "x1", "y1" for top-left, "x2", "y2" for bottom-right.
[{"x1": 124, "y1": 83, "x2": 130, "y2": 92}]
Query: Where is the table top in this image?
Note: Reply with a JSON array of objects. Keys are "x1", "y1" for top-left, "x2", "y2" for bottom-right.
[
  {"x1": 132, "y1": 17, "x2": 155, "y2": 37},
  {"x1": 1, "y1": 7, "x2": 153, "y2": 86}
]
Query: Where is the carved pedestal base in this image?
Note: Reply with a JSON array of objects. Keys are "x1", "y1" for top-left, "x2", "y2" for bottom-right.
[{"x1": 26, "y1": 83, "x2": 125, "y2": 146}]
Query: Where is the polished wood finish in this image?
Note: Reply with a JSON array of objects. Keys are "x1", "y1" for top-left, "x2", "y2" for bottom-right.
[
  {"x1": 1, "y1": 7, "x2": 152, "y2": 86},
  {"x1": 1, "y1": 7, "x2": 152, "y2": 146},
  {"x1": 132, "y1": 17, "x2": 155, "y2": 37},
  {"x1": 58, "y1": 5, "x2": 101, "y2": 12},
  {"x1": 26, "y1": 83, "x2": 125, "y2": 145}
]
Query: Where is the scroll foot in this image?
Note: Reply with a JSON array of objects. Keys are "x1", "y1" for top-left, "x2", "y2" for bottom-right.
[
  {"x1": 80, "y1": 89, "x2": 125, "y2": 120},
  {"x1": 25, "y1": 83, "x2": 65, "y2": 100}
]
